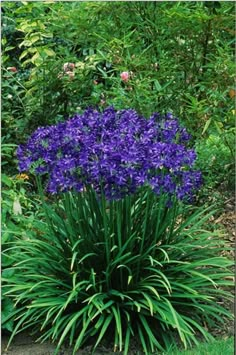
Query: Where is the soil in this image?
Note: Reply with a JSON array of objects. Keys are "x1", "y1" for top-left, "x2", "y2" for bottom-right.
[
  {"x1": 2, "y1": 196, "x2": 235, "y2": 355},
  {"x1": 1, "y1": 332, "x2": 69, "y2": 355},
  {"x1": 1, "y1": 334, "x2": 117, "y2": 355},
  {"x1": 1, "y1": 332, "x2": 139, "y2": 355}
]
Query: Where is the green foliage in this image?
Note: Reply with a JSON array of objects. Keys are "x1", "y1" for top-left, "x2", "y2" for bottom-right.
[
  {"x1": 2, "y1": 143, "x2": 42, "y2": 249},
  {"x1": 1, "y1": 173, "x2": 43, "y2": 333},
  {"x1": 195, "y1": 133, "x2": 235, "y2": 192},
  {"x1": 3, "y1": 187, "x2": 233, "y2": 354},
  {"x1": 165, "y1": 336, "x2": 234, "y2": 355},
  {"x1": 2, "y1": 1, "x2": 235, "y2": 141},
  {"x1": 1, "y1": 68, "x2": 28, "y2": 143},
  {"x1": 2, "y1": 293, "x2": 15, "y2": 333},
  {"x1": 1, "y1": 143, "x2": 43, "y2": 332}
]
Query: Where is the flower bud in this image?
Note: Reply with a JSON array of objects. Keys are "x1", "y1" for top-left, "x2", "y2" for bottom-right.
[
  {"x1": 120, "y1": 71, "x2": 129, "y2": 82},
  {"x1": 7, "y1": 67, "x2": 17, "y2": 73}
]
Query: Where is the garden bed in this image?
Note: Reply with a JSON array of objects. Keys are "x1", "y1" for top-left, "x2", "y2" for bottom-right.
[{"x1": 2, "y1": 2, "x2": 235, "y2": 354}]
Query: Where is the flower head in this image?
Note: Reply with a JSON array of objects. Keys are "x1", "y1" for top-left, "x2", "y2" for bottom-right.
[
  {"x1": 17, "y1": 107, "x2": 201, "y2": 200},
  {"x1": 63, "y1": 62, "x2": 75, "y2": 72},
  {"x1": 16, "y1": 173, "x2": 29, "y2": 181}
]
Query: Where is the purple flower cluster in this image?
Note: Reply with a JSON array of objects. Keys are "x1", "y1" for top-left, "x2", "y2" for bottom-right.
[{"x1": 17, "y1": 107, "x2": 201, "y2": 200}]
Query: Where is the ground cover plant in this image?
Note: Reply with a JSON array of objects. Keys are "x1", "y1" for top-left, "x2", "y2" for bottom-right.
[
  {"x1": 166, "y1": 336, "x2": 234, "y2": 355},
  {"x1": 3, "y1": 107, "x2": 234, "y2": 354}
]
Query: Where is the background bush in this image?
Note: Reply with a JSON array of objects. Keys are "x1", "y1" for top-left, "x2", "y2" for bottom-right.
[{"x1": 2, "y1": 2, "x2": 235, "y2": 131}]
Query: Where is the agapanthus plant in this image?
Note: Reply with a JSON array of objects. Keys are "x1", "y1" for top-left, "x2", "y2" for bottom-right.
[
  {"x1": 17, "y1": 106, "x2": 201, "y2": 201},
  {"x1": 3, "y1": 107, "x2": 233, "y2": 354}
]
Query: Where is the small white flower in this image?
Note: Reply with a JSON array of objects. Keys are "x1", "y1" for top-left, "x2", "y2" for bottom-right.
[{"x1": 13, "y1": 198, "x2": 22, "y2": 215}]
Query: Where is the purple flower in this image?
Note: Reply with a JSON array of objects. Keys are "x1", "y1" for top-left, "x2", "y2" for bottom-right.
[{"x1": 17, "y1": 106, "x2": 201, "y2": 200}]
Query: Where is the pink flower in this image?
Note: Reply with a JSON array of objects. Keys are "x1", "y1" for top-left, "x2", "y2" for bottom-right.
[
  {"x1": 63, "y1": 62, "x2": 75, "y2": 72},
  {"x1": 7, "y1": 67, "x2": 17, "y2": 73},
  {"x1": 58, "y1": 70, "x2": 75, "y2": 80},
  {"x1": 120, "y1": 71, "x2": 129, "y2": 82}
]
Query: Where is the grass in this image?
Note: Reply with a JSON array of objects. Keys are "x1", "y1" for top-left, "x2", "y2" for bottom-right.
[{"x1": 164, "y1": 337, "x2": 234, "y2": 355}]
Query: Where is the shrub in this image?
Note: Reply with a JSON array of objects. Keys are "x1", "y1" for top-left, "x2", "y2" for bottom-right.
[
  {"x1": 1, "y1": 142, "x2": 43, "y2": 333},
  {"x1": 3, "y1": 108, "x2": 233, "y2": 354},
  {"x1": 195, "y1": 133, "x2": 235, "y2": 192},
  {"x1": 1, "y1": 172, "x2": 42, "y2": 333},
  {"x1": 2, "y1": 2, "x2": 234, "y2": 141}
]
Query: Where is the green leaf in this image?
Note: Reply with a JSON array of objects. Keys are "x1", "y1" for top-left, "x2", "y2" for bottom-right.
[
  {"x1": 139, "y1": 314, "x2": 164, "y2": 351},
  {"x1": 214, "y1": 121, "x2": 223, "y2": 134},
  {"x1": 202, "y1": 117, "x2": 212, "y2": 135},
  {"x1": 31, "y1": 52, "x2": 44, "y2": 66},
  {"x1": 124, "y1": 325, "x2": 131, "y2": 355},
  {"x1": 1, "y1": 298, "x2": 15, "y2": 332},
  {"x1": 137, "y1": 324, "x2": 148, "y2": 354},
  {"x1": 112, "y1": 306, "x2": 123, "y2": 351},
  {"x1": 2, "y1": 38, "x2": 7, "y2": 46},
  {"x1": 42, "y1": 48, "x2": 56, "y2": 57},
  {"x1": 56, "y1": 307, "x2": 88, "y2": 350},
  {"x1": 28, "y1": 34, "x2": 41, "y2": 44},
  {"x1": 93, "y1": 314, "x2": 113, "y2": 350},
  {"x1": 2, "y1": 174, "x2": 12, "y2": 187},
  {"x1": 154, "y1": 79, "x2": 162, "y2": 91}
]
